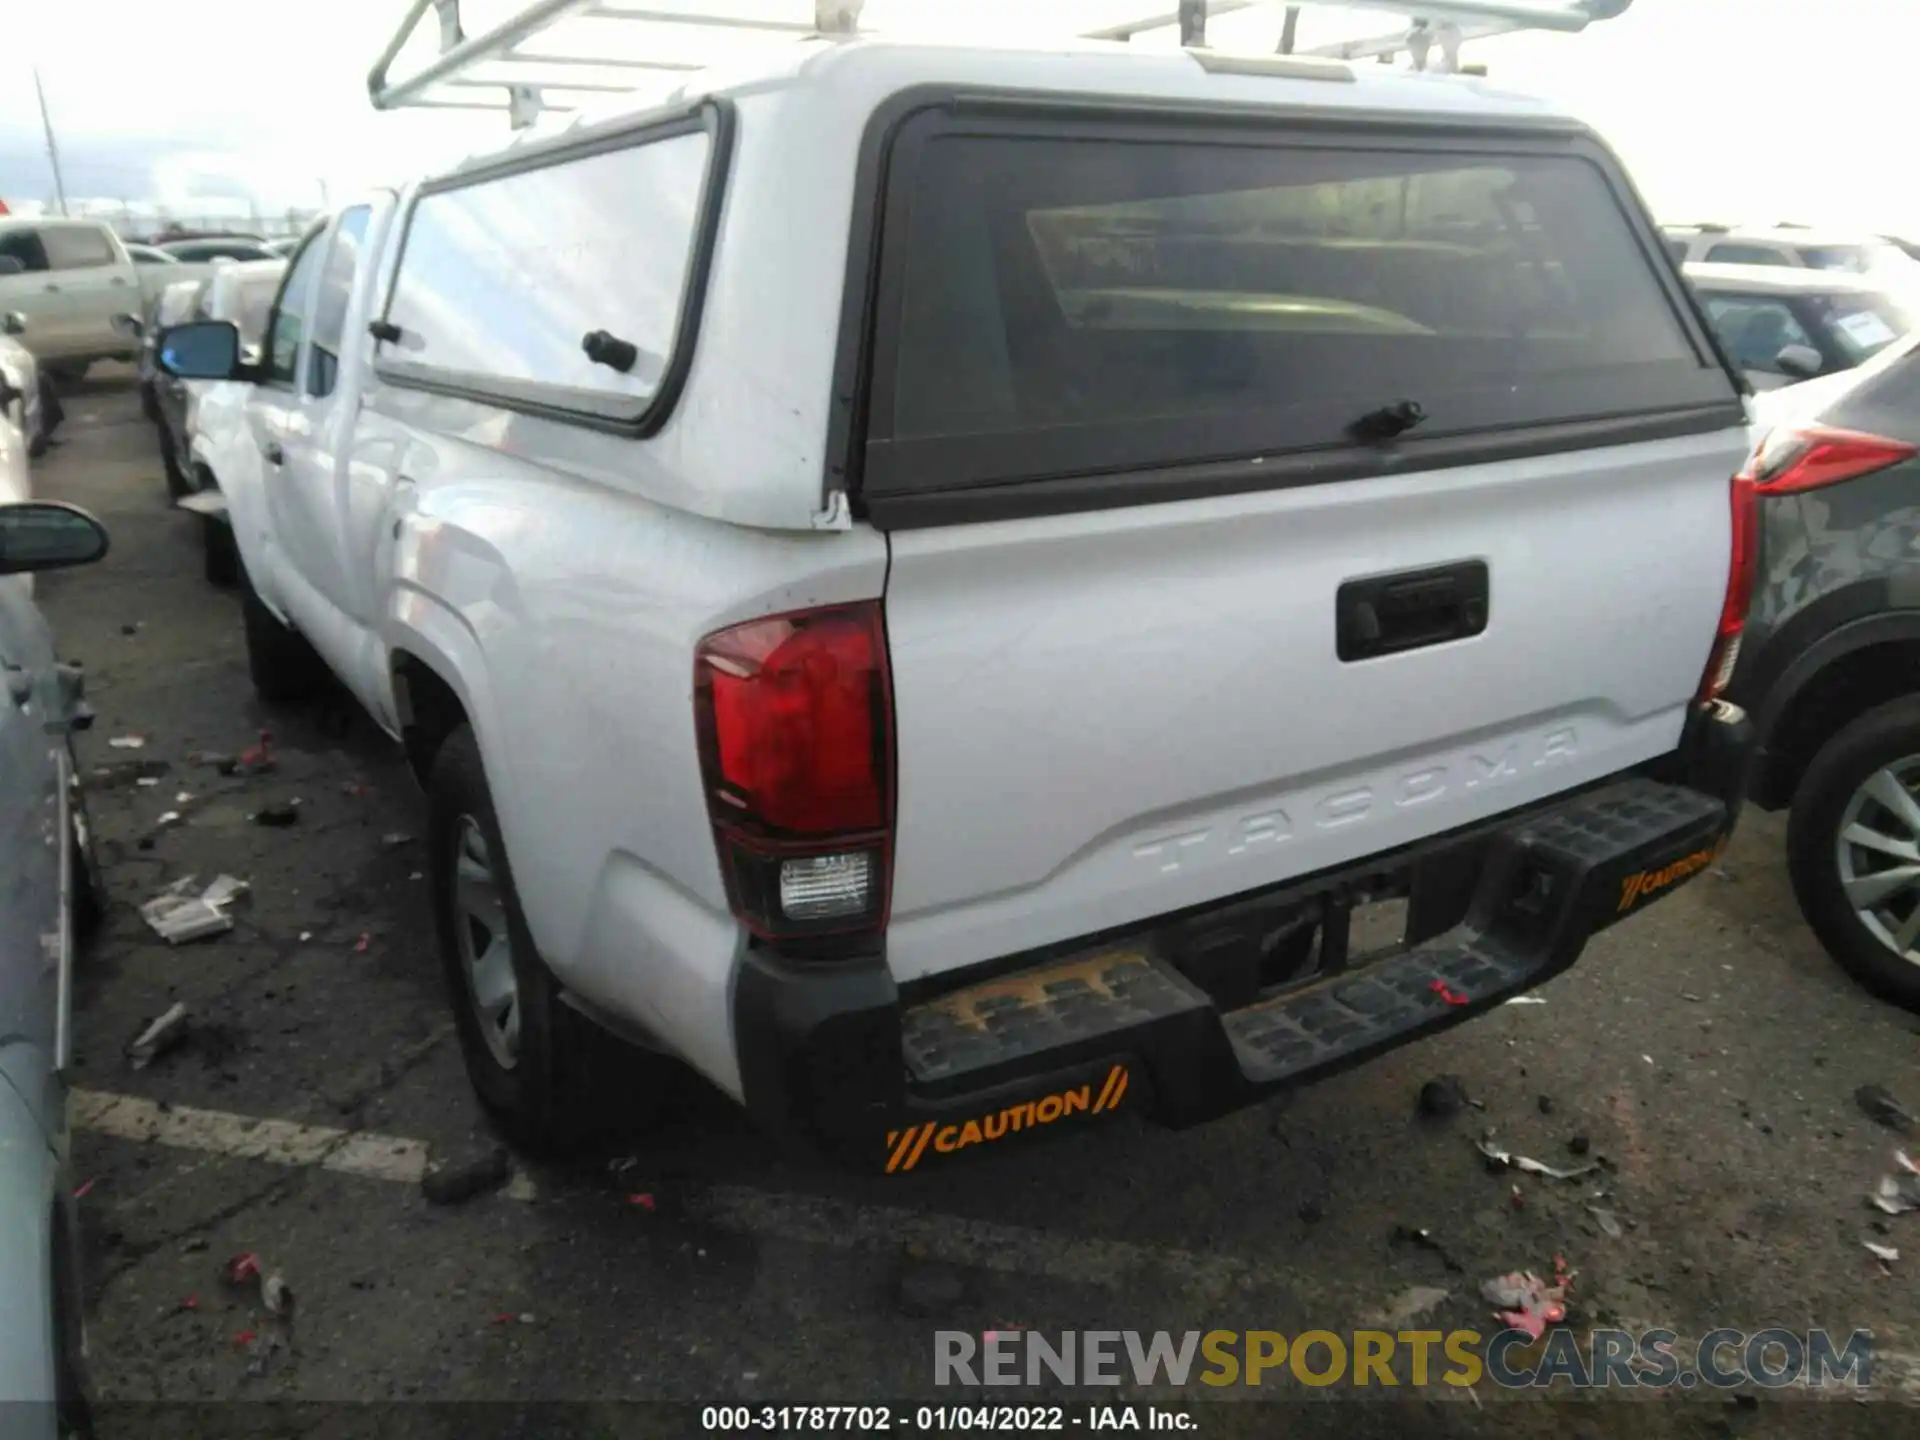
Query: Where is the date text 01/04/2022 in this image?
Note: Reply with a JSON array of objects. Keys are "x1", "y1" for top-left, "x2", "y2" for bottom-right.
[{"x1": 700, "y1": 1405, "x2": 1196, "y2": 1431}]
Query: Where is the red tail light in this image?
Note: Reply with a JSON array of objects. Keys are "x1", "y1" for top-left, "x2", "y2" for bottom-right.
[
  {"x1": 1748, "y1": 425, "x2": 1917, "y2": 496},
  {"x1": 1698, "y1": 470, "x2": 1758, "y2": 702},
  {"x1": 693, "y1": 602, "x2": 893, "y2": 942}
]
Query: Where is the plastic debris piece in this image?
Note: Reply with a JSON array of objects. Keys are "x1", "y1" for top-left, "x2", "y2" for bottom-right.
[
  {"x1": 174, "y1": 791, "x2": 193, "y2": 804},
  {"x1": 1871, "y1": 1151, "x2": 1920, "y2": 1215},
  {"x1": 1429, "y1": 979, "x2": 1469, "y2": 1007},
  {"x1": 626, "y1": 1193, "x2": 657, "y2": 1211},
  {"x1": 1418, "y1": 1075, "x2": 1468, "y2": 1119},
  {"x1": 1589, "y1": 1206, "x2": 1624, "y2": 1239},
  {"x1": 354, "y1": 933, "x2": 371, "y2": 954},
  {"x1": 1865, "y1": 1240, "x2": 1900, "y2": 1266},
  {"x1": 490, "y1": 1313, "x2": 516, "y2": 1325},
  {"x1": 108, "y1": 735, "x2": 146, "y2": 749},
  {"x1": 1479, "y1": 1270, "x2": 1568, "y2": 1341},
  {"x1": 128, "y1": 1002, "x2": 191, "y2": 1069},
  {"x1": 298, "y1": 931, "x2": 312, "y2": 943},
  {"x1": 225, "y1": 1252, "x2": 261, "y2": 1286},
  {"x1": 72, "y1": 1177, "x2": 99, "y2": 1200},
  {"x1": 1503, "y1": 996, "x2": 1547, "y2": 1006},
  {"x1": 1509, "y1": 1184, "x2": 1525, "y2": 1210},
  {"x1": 260, "y1": 1272, "x2": 294, "y2": 1319},
  {"x1": 381, "y1": 832, "x2": 412, "y2": 848},
  {"x1": 251, "y1": 801, "x2": 301, "y2": 827},
  {"x1": 202, "y1": 875, "x2": 249, "y2": 908},
  {"x1": 421, "y1": 1147, "x2": 510, "y2": 1205},
  {"x1": 1477, "y1": 1136, "x2": 1600, "y2": 1181},
  {"x1": 232, "y1": 1330, "x2": 256, "y2": 1349},
  {"x1": 137, "y1": 777, "x2": 161, "y2": 788},
  {"x1": 179, "y1": 1295, "x2": 199, "y2": 1313},
  {"x1": 1857, "y1": 1085, "x2": 1915, "y2": 1134}
]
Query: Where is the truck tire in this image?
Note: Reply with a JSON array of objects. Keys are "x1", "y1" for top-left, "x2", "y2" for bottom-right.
[
  {"x1": 203, "y1": 515, "x2": 238, "y2": 588},
  {"x1": 158, "y1": 429, "x2": 190, "y2": 500},
  {"x1": 239, "y1": 568, "x2": 326, "y2": 704},
  {"x1": 1788, "y1": 695, "x2": 1920, "y2": 1011},
  {"x1": 428, "y1": 725, "x2": 625, "y2": 1153}
]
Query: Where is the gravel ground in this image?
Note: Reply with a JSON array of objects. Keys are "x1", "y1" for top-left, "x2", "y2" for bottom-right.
[{"x1": 27, "y1": 370, "x2": 1920, "y2": 1438}]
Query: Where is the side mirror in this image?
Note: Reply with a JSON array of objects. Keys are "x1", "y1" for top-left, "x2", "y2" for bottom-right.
[
  {"x1": 156, "y1": 320, "x2": 242, "y2": 380},
  {"x1": 0, "y1": 502, "x2": 110, "y2": 576},
  {"x1": 112, "y1": 312, "x2": 143, "y2": 339},
  {"x1": 0, "y1": 311, "x2": 23, "y2": 337},
  {"x1": 0, "y1": 256, "x2": 23, "y2": 277},
  {"x1": 1775, "y1": 343, "x2": 1824, "y2": 380}
]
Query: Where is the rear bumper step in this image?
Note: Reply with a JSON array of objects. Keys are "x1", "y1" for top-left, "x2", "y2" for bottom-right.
[{"x1": 732, "y1": 706, "x2": 1749, "y2": 1173}]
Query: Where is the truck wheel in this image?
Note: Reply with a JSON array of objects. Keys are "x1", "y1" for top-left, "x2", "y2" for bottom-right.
[
  {"x1": 239, "y1": 568, "x2": 326, "y2": 704},
  {"x1": 203, "y1": 516, "x2": 238, "y2": 588},
  {"x1": 158, "y1": 430, "x2": 189, "y2": 500},
  {"x1": 1788, "y1": 696, "x2": 1920, "y2": 1011},
  {"x1": 428, "y1": 725, "x2": 617, "y2": 1154}
]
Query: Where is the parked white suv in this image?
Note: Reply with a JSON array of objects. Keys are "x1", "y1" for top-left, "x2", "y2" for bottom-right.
[
  {"x1": 0, "y1": 218, "x2": 143, "y2": 382},
  {"x1": 157, "y1": 38, "x2": 1756, "y2": 1167}
]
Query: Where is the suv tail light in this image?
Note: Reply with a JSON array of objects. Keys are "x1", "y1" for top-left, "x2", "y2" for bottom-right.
[
  {"x1": 693, "y1": 602, "x2": 893, "y2": 943},
  {"x1": 1698, "y1": 470, "x2": 1758, "y2": 702},
  {"x1": 1748, "y1": 424, "x2": 1918, "y2": 496}
]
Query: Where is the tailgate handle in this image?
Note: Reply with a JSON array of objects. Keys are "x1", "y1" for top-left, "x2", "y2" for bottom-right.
[{"x1": 1337, "y1": 561, "x2": 1489, "y2": 662}]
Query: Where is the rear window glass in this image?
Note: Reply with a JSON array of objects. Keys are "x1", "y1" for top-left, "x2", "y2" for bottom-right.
[
  {"x1": 1797, "y1": 244, "x2": 1901, "y2": 275},
  {"x1": 381, "y1": 126, "x2": 714, "y2": 421},
  {"x1": 873, "y1": 122, "x2": 1725, "y2": 492},
  {"x1": 1705, "y1": 243, "x2": 1790, "y2": 266}
]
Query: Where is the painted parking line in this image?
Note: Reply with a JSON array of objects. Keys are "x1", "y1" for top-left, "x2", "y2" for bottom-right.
[{"x1": 70, "y1": 1088, "x2": 1284, "y2": 1301}]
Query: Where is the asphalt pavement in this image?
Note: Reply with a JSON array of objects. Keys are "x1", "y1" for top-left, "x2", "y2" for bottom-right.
[{"x1": 30, "y1": 371, "x2": 1920, "y2": 1438}]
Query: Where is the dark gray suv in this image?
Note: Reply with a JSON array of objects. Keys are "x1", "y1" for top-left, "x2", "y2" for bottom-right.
[{"x1": 1729, "y1": 332, "x2": 1920, "y2": 1007}]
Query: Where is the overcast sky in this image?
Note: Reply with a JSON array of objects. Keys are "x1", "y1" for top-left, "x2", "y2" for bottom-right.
[{"x1": 2, "y1": 0, "x2": 1916, "y2": 236}]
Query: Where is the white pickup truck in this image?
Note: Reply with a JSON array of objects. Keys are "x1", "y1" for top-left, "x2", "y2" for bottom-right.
[
  {"x1": 160, "y1": 38, "x2": 1757, "y2": 1169},
  {"x1": 0, "y1": 217, "x2": 143, "y2": 382}
]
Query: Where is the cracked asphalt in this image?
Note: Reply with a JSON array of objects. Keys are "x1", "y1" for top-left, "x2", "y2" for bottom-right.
[{"x1": 27, "y1": 371, "x2": 1920, "y2": 1438}]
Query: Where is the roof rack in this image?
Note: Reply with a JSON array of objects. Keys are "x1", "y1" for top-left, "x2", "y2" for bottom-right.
[{"x1": 368, "y1": 0, "x2": 1632, "y2": 128}]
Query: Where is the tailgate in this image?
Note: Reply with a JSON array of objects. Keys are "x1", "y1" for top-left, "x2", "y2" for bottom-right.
[
  {"x1": 855, "y1": 97, "x2": 1748, "y2": 981},
  {"x1": 881, "y1": 430, "x2": 1747, "y2": 980}
]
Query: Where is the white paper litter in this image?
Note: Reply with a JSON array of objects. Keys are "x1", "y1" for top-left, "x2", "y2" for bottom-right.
[
  {"x1": 1865, "y1": 1241, "x2": 1900, "y2": 1264},
  {"x1": 108, "y1": 735, "x2": 146, "y2": 749},
  {"x1": 1477, "y1": 1137, "x2": 1600, "y2": 1182},
  {"x1": 140, "y1": 875, "x2": 250, "y2": 944}
]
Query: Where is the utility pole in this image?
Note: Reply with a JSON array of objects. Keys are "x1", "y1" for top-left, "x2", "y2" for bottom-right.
[
  {"x1": 1278, "y1": 4, "x2": 1301, "y2": 53},
  {"x1": 32, "y1": 67, "x2": 70, "y2": 216}
]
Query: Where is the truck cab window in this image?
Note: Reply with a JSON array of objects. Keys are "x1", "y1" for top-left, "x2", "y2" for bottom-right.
[
  {"x1": 0, "y1": 230, "x2": 50, "y2": 273},
  {"x1": 42, "y1": 225, "x2": 115, "y2": 269},
  {"x1": 264, "y1": 234, "x2": 328, "y2": 388},
  {"x1": 309, "y1": 206, "x2": 371, "y2": 399}
]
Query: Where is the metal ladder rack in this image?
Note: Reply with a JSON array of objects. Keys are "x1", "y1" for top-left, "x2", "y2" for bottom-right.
[{"x1": 368, "y1": 0, "x2": 1633, "y2": 128}]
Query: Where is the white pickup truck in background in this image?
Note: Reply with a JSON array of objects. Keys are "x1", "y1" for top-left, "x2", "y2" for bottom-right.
[
  {"x1": 0, "y1": 217, "x2": 144, "y2": 383},
  {"x1": 159, "y1": 37, "x2": 1758, "y2": 1169}
]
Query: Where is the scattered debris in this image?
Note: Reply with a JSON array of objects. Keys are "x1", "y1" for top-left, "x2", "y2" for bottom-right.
[
  {"x1": 1360, "y1": 1285, "x2": 1451, "y2": 1329},
  {"x1": 1480, "y1": 1270, "x2": 1570, "y2": 1341},
  {"x1": 251, "y1": 801, "x2": 302, "y2": 828},
  {"x1": 92, "y1": 757, "x2": 172, "y2": 789},
  {"x1": 421, "y1": 1147, "x2": 511, "y2": 1206},
  {"x1": 72, "y1": 1177, "x2": 99, "y2": 1200},
  {"x1": 224, "y1": 1251, "x2": 295, "y2": 1322},
  {"x1": 1856, "y1": 1085, "x2": 1914, "y2": 1135},
  {"x1": 178, "y1": 1295, "x2": 199, "y2": 1314},
  {"x1": 127, "y1": 1003, "x2": 191, "y2": 1070},
  {"x1": 1389, "y1": 1224, "x2": 1466, "y2": 1273},
  {"x1": 155, "y1": 811, "x2": 183, "y2": 828},
  {"x1": 137, "y1": 777, "x2": 160, "y2": 787},
  {"x1": 1568, "y1": 1134, "x2": 1592, "y2": 1157},
  {"x1": 1865, "y1": 1241, "x2": 1900, "y2": 1270},
  {"x1": 1588, "y1": 1207, "x2": 1624, "y2": 1239},
  {"x1": 1477, "y1": 1136, "x2": 1600, "y2": 1182},
  {"x1": 219, "y1": 733, "x2": 278, "y2": 779},
  {"x1": 141, "y1": 875, "x2": 249, "y2": 943},
  {"x1": 108, "y1": 735, "x2": 146, "y2": 749},
  {"x1": 121, "y1": 623, "x2": 141, "y2": 636},
  {"x1": 1418, "y1": 1075, "x2": 1468, "y2": 1120},
  {"x1": 381, "y1": 832, "x2": 413, "y2": 848},
  {"x1": 1509, "y1": 1184, "x2": 1525, "y2": 1210},
  {"x1": 625, "y1": 1193, "x2": 657, "y2": 1211},
  {"x1": 1429, "y1": 979, "x2": 1469, "y2": 1007},
  {"x1": 1536, "y1": 1094, "x2": 1556, "y2": 1116},
  {"x1": 1871, "y1": 1151, "x2": 1920, "y2": 1215},
  {"x1": 298, "y1": 931, "x2": 312, "y2": 943},
  {"x1": 354, "y1": 933, "x2": 371, "y2": 954},
  {"x1": 1503, "y1": 995, "x2": 1547, "y2": 1006},
  {"x1": 190, "y1": 750, "x2": 234, "y2": 770}
]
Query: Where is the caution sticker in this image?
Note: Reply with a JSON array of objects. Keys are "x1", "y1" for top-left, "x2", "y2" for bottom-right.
[
  {"x1": 885, "y1": 1064, "x2": 1131, "y2": 1174},
  {"x1": 1615, "y1": 835, "x2": 1727, "y2": 916}
]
